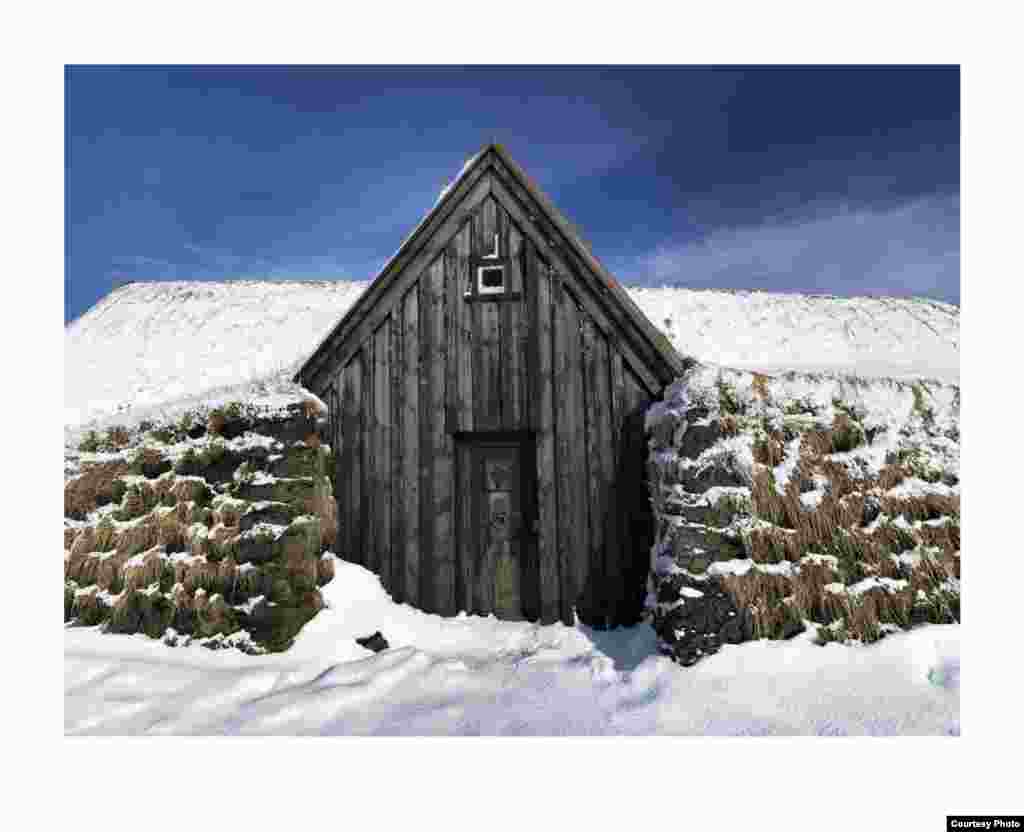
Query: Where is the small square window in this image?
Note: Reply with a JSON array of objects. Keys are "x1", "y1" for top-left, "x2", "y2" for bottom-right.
[{"x1": 478, "y1": 265, "x2": 506, "y2": 295}]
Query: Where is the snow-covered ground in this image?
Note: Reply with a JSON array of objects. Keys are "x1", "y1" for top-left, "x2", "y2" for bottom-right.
[
  {"x1": 65, "y1": 281, "x2": 958, "y2": 430},
  {"x1": 65, "y1": 558, "x2": 959, "y2": 735}
]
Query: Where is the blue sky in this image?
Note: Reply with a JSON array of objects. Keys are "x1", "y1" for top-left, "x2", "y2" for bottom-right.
[{"x1": 64, "y1": 66, "x2": 959, "y2": 322}]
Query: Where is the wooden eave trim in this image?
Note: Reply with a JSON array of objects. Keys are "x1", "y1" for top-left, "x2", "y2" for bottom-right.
[
  {"x1": 488, "y1": 176, "x2": 664, "y2": 396},
  {"x1": 489, "y1": 146, "x2": 686, "y2": 386},
  {"x1": 297, "y1": 149, "x2": 496, "y2": 391},
  {"x1": 310, "y1": 171, "x2": 495, "y2": 387}
]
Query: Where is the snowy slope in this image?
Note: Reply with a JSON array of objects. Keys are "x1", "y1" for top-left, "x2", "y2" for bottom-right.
[
  {"x1": 64, "y1": 280, "x2": 368, "y2": 427},
  {"x1": 65, "y1": 281, "x2": 958, "y2": 428},
  {"x1": 65, "y1": 558, "x2": 959, "y2": 736},
  {"x1": 630, "y1": 288, "x2": 959, "y2": 383}
]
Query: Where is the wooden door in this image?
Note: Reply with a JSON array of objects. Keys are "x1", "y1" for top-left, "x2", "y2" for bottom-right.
[{"x1": 456, "y1": 437, "x2": 539, "y2": 620}]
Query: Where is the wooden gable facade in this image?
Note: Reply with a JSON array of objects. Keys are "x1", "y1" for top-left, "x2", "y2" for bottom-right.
[{"x1": 296, "y1": 144, "x2": 685, "y2": 627}]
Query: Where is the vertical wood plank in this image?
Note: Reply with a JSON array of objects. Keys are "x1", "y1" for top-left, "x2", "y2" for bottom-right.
[
  {"x1": 328, "y1": 377, "x2": 343, "y2": 553},
  {"x1": 345, "y1": 357, "x2": 364, "y2": 566},
  {"x1": 401, "y1": 285, "x2": 420, "y2": 607},
  {"x1": 593, "y1": 334, "x2": 617, "y2": 628},
  {"x1": 417, "y1": 271, "x2": 434, "y2": 611},
  {"x1": 478, "y1": 196, "x2": 497, "y2": 259},
  {"x1": 429, "y1": 255, "x2": 455, "y2": 615},
  {"x1": 503, "y1": 214, "x2": 525, "y2": 428},
  {"x1": 453, "y1": 223, "x2": 473, "y2": 432},
  {"x1": 552, "y1": 272, "x2": 578, "y2": 625},
  {"x1": 608, "y1": 348, "x2": 627, "y2": 620},
  {"x1": 471, "y1": 445, "x2": 489, "y2": 614},
  {"x1": 361, "y1": 342, "x2": 375, "y2": 574},
  {"x1": 581, "y1": 315, "x2": 604, "y2": 624},
  {"x1": 477, "y1": 300, "x2": 501, "y2": 429},
  {"x1": 456, "y1": 443, "x2": 474, "y2": 614},
  {"x1": 389, "y1": 307, "x2": 404, "y2": 603},
  {"x1": 532, "y1": 247, "x2": 560, "y2": 624},
  {"x1": 502, "y1": 208, "x2": 523, "y2": 294},
  {"x1": 339, "y1": 369, "x2": 353, "y2": 560},
  {"x1": 445, "y1": 228, "x2": 459, "y2": 434},
  {"x1": 374, "y1": 323, "x2": 391, "y2": 590},
  {"x1": 565, "y1": 289, "x2": 590, "y2": 621},
  {"x1": 616, "y1": 363, "x2": 654, "y2": 626},
  {"x1": 474, "y1": 197, "x2": 502, "y2": 430}
]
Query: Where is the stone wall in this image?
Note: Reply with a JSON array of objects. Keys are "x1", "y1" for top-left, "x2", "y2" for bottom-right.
[
  {"x1": 64, "y1": 399, "x2": 337, "y2": 652},
  {"x1": 645, "y1": 363, "x2": 960, "y2": 666}
]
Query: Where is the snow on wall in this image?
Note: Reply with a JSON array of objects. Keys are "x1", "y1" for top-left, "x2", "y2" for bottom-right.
[{"x1": 66, "y1": 281, "x2": 959, "y2": 430}]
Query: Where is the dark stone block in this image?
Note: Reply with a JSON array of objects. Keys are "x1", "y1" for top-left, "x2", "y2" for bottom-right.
[
  {"x1": 677, "y1": 422, "x2": 722, "y2": 460},
  {"x1": 719, "y1": 614, "x2": 745, "y2": 644},
  {"x1": 862, "y1": 495, "x2": 882, "y2": 527},
  {"x1": 239, "y1": 502, "x2": 298, "y2": 533},
  {"x1": 237, "y1": 534, "x2": 276, "y2": 564},
  {"x1": 141, "y1": 459, "x2": 173, "y2": 479},
  {"x1": 251, "y1": 412, "x2": 318, "y2": 445},
  {"x1": 356, "y1": 631, "x2": 389, "y2": 653},
  {"x1": 781, "y1": 616, "x2": 806, "y2": 640},
  {"x1": 678, "y1": 465, "x2": 747, "y2": 492},
  {"x1": 220, "y1": 418, "x2": 250, "y2": 440}
]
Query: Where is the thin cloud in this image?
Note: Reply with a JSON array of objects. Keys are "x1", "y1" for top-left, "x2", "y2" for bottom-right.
[{"x1": 634, "y1": 194, "x2": 960, "y2": 304}]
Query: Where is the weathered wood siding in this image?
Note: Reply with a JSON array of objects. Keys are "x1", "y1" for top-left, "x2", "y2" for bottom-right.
[{"x1": 324, "y1": 188, "x2": 657, "y2": 626}]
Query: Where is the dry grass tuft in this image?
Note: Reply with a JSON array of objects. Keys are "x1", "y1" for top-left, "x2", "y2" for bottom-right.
[
  {"x1": 64, "y1": 460, "x2": 129, "y2": 519},
  {"x1": 123, "y1": 547, "x2": 166, "y2": 592},
  {"x1": 753, "y1": 438, "x2": 785, "y2": 468},
  {"x1": 792, "y1": 562, "x2": 845, "y2": 623},
  {"x1": 194, "y1": 592, "x2": 238, "y2": 637},
  {"x1": 721, "y1": 571, "x2": 791, "y2": 609},
  {"x1": 301, "y1": 398, "x2": 323, "y2": 420},
  {"x1": 215, "y1": 502, "x2": 243, "y2": 528},
  {"x1": 317, "y1": 555, "x2": 335, "y2": 587},
  {"x1": 68, "y1": 526, "x2": 96, "y2": 558},
  {"x1": 314, "y1": 489, "x2": 337, "y2": 548},
  {"x1": 721, "y1": 571, "x2": 804, "y2": 638},
  {"x1": 802, "y1": 429, "x2": 834, "y2": 459},
  {"x1": 876, "y1": 463, "x2": 908, "y2": 491},
  {"x1": 156, "y1": 511, "x2": 186, "y2": 552},
  {"x1": 107, "y1": 425, "x2": 132, "y2": 448},
  {"x1": 181, "y1": 558, "x2": 228, "y2": 596},
  {"x1": 207, "y1": 410, "x2": 227, "y2": 436},
  {"x1": 95, "y1": 552, "x2": 129, "y2": 592},
  {"x1": 751, "y1": 373, "x2": 770, "y2": 400},
  {"x1": 917, "y1": 521, "x2": 960, "y2": 556},
  {"x1": 65, "y1": 551, "x2": 100, "y2": 586},
  {"x1": 64, "y1": 527, "x2": 80, "y2": 550},
  {"x1": 830, "y1": 413, "x2": 865, "y2": 453},
  {"x1": 93, "y1": 518, "x2": 117, "y2": 553},
  {"x1": 71, "y1": 588, "x2": 110, "y2": 627},
  {"x1": 881, "y1": 494, "x2": 960, "y2": 524},
  {"x1": 169, "y1": 478, "x2": 210, "y2": 507},
  {"x1": 114, "y1": 515, "x2": 159, "y2": 556}
]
